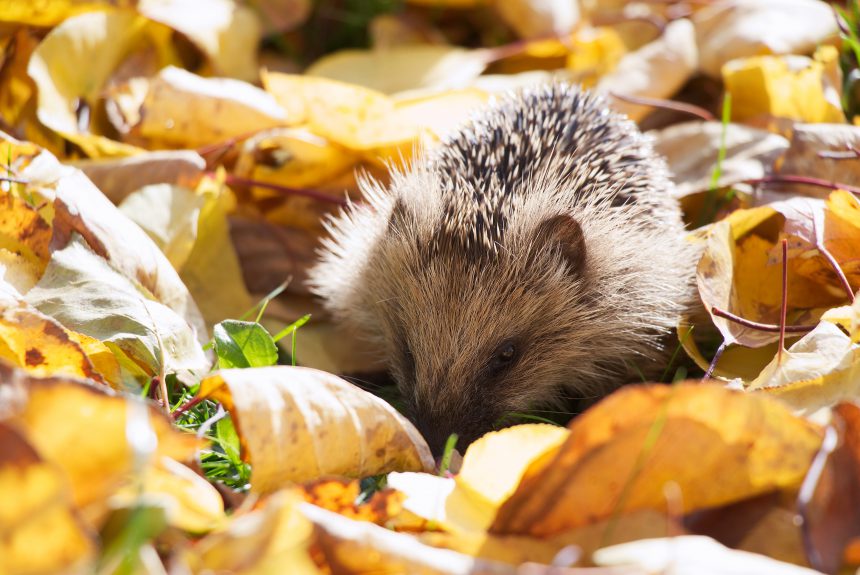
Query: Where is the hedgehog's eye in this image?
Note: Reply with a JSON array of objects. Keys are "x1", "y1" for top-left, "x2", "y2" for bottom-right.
[{"x1": 488, "y1": 339, "x2": 518, "y2": 376}]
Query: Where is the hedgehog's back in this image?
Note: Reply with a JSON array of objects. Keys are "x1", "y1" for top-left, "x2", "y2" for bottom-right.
[{"x1": 429, "y1": 83, "x2": 680, "y2": 254}]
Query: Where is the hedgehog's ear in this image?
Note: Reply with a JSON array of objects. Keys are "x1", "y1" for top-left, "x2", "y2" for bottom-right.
[{"x1": 532, "y1": 214, "x2": 586, "y2": 273}]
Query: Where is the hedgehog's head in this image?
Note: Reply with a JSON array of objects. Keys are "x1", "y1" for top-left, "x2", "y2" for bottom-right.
[
  {"x1": 309, "y1": 159, "x2": 689, "y2": 455},
  {"x1": 311, "y1": 174, "x2": 634, "y2": 456}
]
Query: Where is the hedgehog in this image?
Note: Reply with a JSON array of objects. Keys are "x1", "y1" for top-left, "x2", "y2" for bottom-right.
[{"x1": 308, "y1": 83, "x2": 697, "y2": 455}]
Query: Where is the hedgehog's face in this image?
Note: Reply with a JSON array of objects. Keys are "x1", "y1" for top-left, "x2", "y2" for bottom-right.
[{"x1": 376, "y1": 212, "x2": 601, "y2": 455}]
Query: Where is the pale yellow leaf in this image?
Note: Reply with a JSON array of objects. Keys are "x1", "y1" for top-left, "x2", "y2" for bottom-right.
[
  {"x1": 139, "y1": 0, "x2": 260, "y2": 81},
  {"x1": 694, "y1": 0, "x2": 839, "y2": 78},
  {"x1": 198, "y1": 366, "x2": 434, "y2": 492},
  {"x1": 140, "y1": 66, "x2": 286, "y2": 149},
  {"x1": 598, "y1": 18, "x2": 698, "y2": 122},
  {"x1": 305, "y1": 45, "x2": 488, "y2": 95}
]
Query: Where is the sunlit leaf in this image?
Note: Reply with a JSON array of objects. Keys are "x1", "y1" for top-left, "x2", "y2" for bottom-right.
[
  {"x1": 0, "y1": 423, "x2": 95, "y2": 574},
  {"x1": 198, "y1": 366, "x2": 434, "y2": 491},
  {"x1": 491, "y1": 383, "x2": 822, "y2": 536}
]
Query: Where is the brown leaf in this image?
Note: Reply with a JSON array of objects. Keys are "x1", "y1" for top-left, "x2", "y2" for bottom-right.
[{"x1": 491, "y1": 383, "x2": 822, "y2": 537}]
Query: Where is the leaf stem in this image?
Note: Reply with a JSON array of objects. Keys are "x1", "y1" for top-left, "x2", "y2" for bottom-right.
[
  {"x1": 217, "y1": 172, "x2": 348, "y2": 205},
  {"x1": 710, "y1": 307, "x2": 815, "y2": 334},
  {"x1": 778, "y1": 238, "x2": 788, "y2": 363},
  {"x1": 609, "y1": 92, "x2": 715, "y2": 121}
]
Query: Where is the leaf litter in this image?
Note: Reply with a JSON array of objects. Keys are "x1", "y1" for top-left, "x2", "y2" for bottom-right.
[{"x1": 1, "y1": 0, "x2": 860, "y2": 573}]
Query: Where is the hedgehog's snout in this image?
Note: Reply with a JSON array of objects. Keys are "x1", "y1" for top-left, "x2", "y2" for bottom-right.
[{"x1": 407, "y1": 389, "x2": 499, "y2": 457}]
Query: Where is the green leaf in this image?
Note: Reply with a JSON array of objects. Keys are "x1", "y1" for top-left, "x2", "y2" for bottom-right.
[
  {"x1": 215, "y1": 415, "x2": 242, "y2": 466},
  {"x1": 213, "y1": 320, "x2": 278, "y2": 368}
]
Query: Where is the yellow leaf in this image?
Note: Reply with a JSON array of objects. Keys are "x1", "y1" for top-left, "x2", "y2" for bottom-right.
[
  {"x1": 119, "y1": 184, "x2": 206, "y2": 270},
  {"x1": 0, "y1": 0, "x2": 108, "y2": 26},
  {"x1": 304, "y1": 45, "x2": 488, "y2": 94},
  {"x1": 26, "y1": 8, "x2": 151, "y2": 157},
  {"x1": 233, "y1": 127, "x2": 358, "y2": 193},
  {"x1": 0, "y1": 365, "x2": 202, "y2": 514},
  {"x1": 187, "y1": 491, "x2": 320, "y2": 574},
  {"x1": 723, "y1": 46, "x2": 845, "y2": 124},
  {"x1": 263, "y1": 72, "x2": 417, "y2": 152},
  {"x1": 0, "y1": 30, "x2": 39, "y2": 130},
  {"x1": 0, "y1": 192, "x2": 51, "y2": 272},
  {"x1": 179, "y1": 177, "x2": 253, "y2": 326},
  {"x1": 491, "y1": 383, "x2": 822, "y2": 536},
  {"x1": 138, "y1": 0, "x2": 260, "y2": 81},
  {"x1": 111, "y1": 456, "x2": 224, "y2": 533},
  {"x1": 0, "y1": 424, "x2": 95, "y2": 574},
  {"x1": 198, "y1": 366, "x2": 435, "y2": 492},
  {"x1": 457, "y1": 424, "x2": 568, "y2": 510},
  {"x1": 139, "y1": 66, "x2": 287, "y2": 149},
  {"x1": 0, "y1": 289, "x2": 111, "y2": 385}
]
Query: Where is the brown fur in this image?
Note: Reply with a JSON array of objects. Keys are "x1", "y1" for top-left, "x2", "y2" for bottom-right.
[{"x1": 308, "y1": 83, "x2": 697, "y2": 454}]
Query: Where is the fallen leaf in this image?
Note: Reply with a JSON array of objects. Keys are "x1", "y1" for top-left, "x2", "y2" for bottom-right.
[
  {"x1": 598, "y1": 18, "x2": 698, "y2": 122},
  {"x1": 456, "y1": 424, "x2": 569, "y2": 511},
  {"x1": 138, "y1": 0, "x2": 261, "y2": 81},
  {"x1": 119, "y1": 184, "x2": 205, "y2": 270},
  {"x1": 694, "y1": 0, "x2": 839, "y2": 78},
  {"x1": 801, "y1": 405, "x2": 860, "y2": 574},
  {"x1": 262, "y1": 72, "x2": 418, "y2": 152},
  {"x1": 0, "y1": 423, "x2": 96, "y2": 575},
  {"x1": 178, "y1": 177, "x2": 254, "y2": 326},
  {"x1": 304, "y1": 45, "x2": 488, "y2": 95},
  {"x1": 185, "y1": 490, "x2": 320, "y2": 574},
  {"x1": 111, "y1": 456, "x2": 225, "y2": 533},
  {"x1": 0, "y1": 364, "x2": 201, "y2": 513},
  {"x1": 723, "y1": 47, "x2": 845, "y2": 125},
  {"x1": 298, "y1": 478, "x2": 405, "y2": 525},
  {"x1": 0, "y1": 191, "x2": 51, "y2": 272},
  {"x1": 51, "y1": 165, "x2": 208, "y2": 343},
  {"x1": 26, "y1": 9, "x2": 152, "y2": 157},
  {"x1": 233, "y1": 127, "x2": 358, "y2": 193},
  {"x1": 0, "y1": 286, "x2": 110, "y2": 384},
  {"x1": 198, "y1": 366, "x2": 434, "y2": 492},
  {"x1": 651, "y1": 121, "x2": 788, "y2": 198},
  {"x1": 301, "y1": 502, "x2": 514, "y2": 575},
  {"x1": 776, "y1": 124, "x2": 860, "y2": 199},
  {"x1": 491, "y1": 383, "x2": 822, "y2": 536},
  {"x1": 26, "y1": 236, "x2": 209, "y2": 378},
  {"x1": 74, "y1": 149, "x2": 206, "y2": 204},
  {"x1": 593, "y1": 535, "x2": 823, "y2": 574},
  {"x1": 493, "y1": 0, "x2": 579, "y2": 40},
  {"x1": 139, "y1": 66, "x2": 287, "y2": 149}
]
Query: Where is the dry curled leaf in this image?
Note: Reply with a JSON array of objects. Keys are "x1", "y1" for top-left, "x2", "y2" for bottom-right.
[
  {"x1": 198, "y1": 366, "x2": 434, "y2": 492},
  {"x1": 491, "y1": 383, "x2": 822, "y2": 537}
]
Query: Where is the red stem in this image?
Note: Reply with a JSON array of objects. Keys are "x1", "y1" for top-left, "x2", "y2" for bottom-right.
[
  {"x1": 704, "y1": 340, "x2": 727, "y2": 380},
  {"x1": 745, "y1": 175, "x2": 860, "y2": 196},
  {"x1": 217, "y1": 173, "x2": 348, "y2": 206},
  {"x1": 778, "y1": 239, "x2": 788, "y2": 362},
  {"x1": 710, "y1": 307, "x2": 815, "y2": 334},
  {"x1": 172, "y1": 394, "x2": 206, "y2": 421},
  {"x1": 609, "y1": 92, "x2": 715, "y2": 121},
  {"x1": 817, "y1": 242, "x2": 855, "y2": 302}
]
